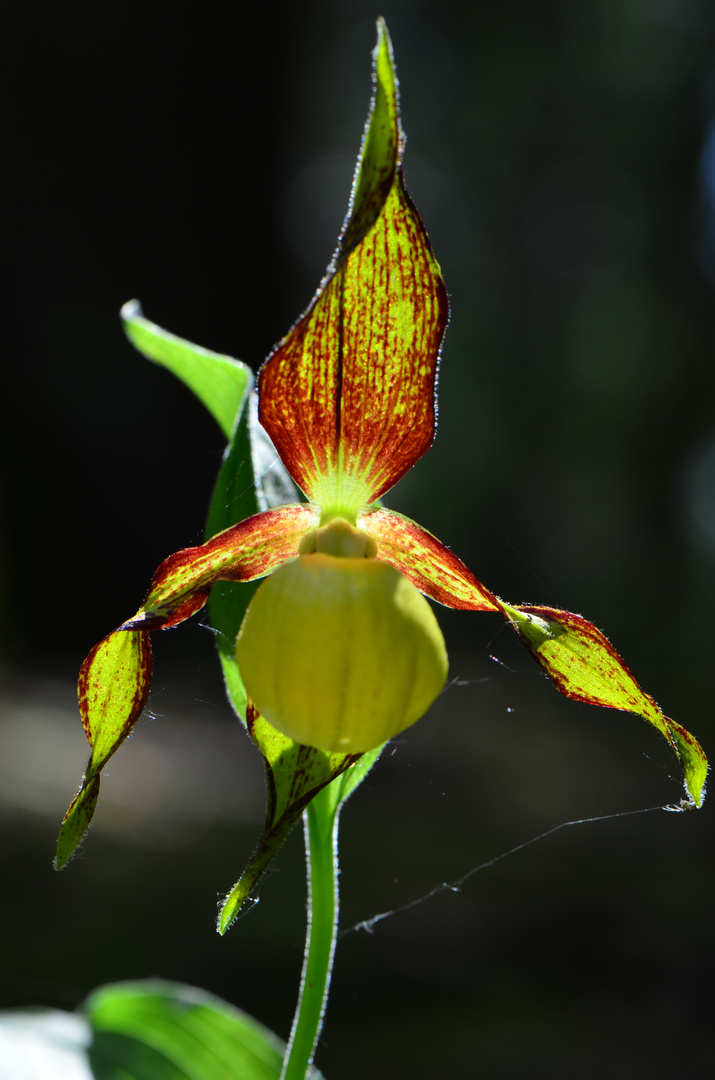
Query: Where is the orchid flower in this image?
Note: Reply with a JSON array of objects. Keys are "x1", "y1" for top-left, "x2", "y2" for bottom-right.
[{"x1": 57, "y1": 22, "x2": 706, "y2": 935}]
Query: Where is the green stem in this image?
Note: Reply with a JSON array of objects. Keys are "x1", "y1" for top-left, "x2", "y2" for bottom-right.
[{"x1": 280, "y1": 784, "x2": 341, "y2": 1080}]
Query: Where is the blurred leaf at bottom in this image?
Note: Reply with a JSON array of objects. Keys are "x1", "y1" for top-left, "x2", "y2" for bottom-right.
[{"x1": 0, "y1": 980, "x2": 325, "y2": 1080}]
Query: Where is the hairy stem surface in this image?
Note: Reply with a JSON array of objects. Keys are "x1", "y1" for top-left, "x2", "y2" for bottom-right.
[{"x1": 280, "y1": 784, "x2": 341, "y2": 1080}]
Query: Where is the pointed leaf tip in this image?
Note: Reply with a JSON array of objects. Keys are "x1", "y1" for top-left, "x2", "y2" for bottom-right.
[
  {"x1": 121, "y1": 302, "x2": 251, "y2": 440},
  {"x1": 216, "y1": 703, "x2": 370, "y2": 933}
]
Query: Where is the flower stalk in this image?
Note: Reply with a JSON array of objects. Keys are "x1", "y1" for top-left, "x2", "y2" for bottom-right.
[{"x1": 281, "y1": 785, "x2": 342, "y2": 1080}]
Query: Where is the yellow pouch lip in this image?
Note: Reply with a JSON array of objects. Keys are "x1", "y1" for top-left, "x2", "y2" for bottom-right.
[{"x1": 236, "y1": 553, "x2": 448, "y2": 753}]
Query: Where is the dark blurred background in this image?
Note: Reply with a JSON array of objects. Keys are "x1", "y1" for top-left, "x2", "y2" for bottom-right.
[{"x1": 2, "y1": 0, "x2": 715, "y2": 1076}]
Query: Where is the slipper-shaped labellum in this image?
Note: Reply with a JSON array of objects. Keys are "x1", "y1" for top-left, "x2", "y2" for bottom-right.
[{"x1": 236, "y1": 518, "x2": 449, "y2": 752}]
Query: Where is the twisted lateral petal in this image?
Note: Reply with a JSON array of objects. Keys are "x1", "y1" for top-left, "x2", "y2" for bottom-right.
[
  {"x1": 502, "y1": 603, "x2": 708, "y2": 807},
  {"x1": 56, "y1": 629, "x2": 152, "y2": 868},
  {"x1": 121, "y1": 504, "x2": 319, "y2": 631},
  {"x1": 80, "y1": 630, "x2": 153, "y2": 775},
  {"x1": 360, "y1": 507, "x2": 501, "y2": 612},
  {"x1": 57, "y1": 506, "x2": 317, "y2": 869},
  {"x1": 258, "y1": 26, "x2": 448, "y2": 516},
  {"x1": 363, "y1": 508, "x2": 707, "y2": 805}
]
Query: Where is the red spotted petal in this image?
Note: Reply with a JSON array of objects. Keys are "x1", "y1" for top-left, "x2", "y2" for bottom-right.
[
  {"x1": 360, "y1": 506, "x2": 707, "y2": 805},
  {"x1": 258, "y1": 24, "x2": 448, "y2": 516},
  {"x1": 122, "y1": 503, "x2": 318, "y2": 631},
  {"x1": 502, "y1": 602, "x2": 708, "y2": 807},
  {"x1": 79, "y1": 629, "x2": 154, "y2": 775},
  {"x1": 360, "y1": 507, "x2": 501, "y2": 612},
  {"x1": 56, "y1": 628, "x2": 153, "y2": 868}
]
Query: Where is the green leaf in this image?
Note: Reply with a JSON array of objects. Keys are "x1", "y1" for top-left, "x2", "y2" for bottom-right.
[
  {"x1": 121, "y1": 300, "x2": 251, "y2": 440},
  {"x1": 217, "y1": 704, "x2": 363, "y2": 934},
  {"x1": 330, "y1": 742, "x2": 384, "y2": 807},
  {"x1": 83, "y1": 981, "x2": 307, "y2": 1080},
  {"x1": 205, "y1": 391, "x2": 299, "y2": 721},
  {"x1": 217, "y1": 716, "x2": 384, "y2": 934},
  {"x1": 57, "y1": 310, "x2": 253, "y2": 871},
  {"x1": 117, "y1": 300, "x2": 357, "y2": 933},
  {"x1": 0, "y1": 980, "x2": 324, "y2": 1080}
]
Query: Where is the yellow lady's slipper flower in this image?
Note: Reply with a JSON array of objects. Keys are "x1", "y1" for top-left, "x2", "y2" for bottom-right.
[
  {"x1": 236, "y1": 517, "x2": 448, "y2": 752},
  {"x1": 56, "y1": 21, "x2": 706, "y2": 882}
]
